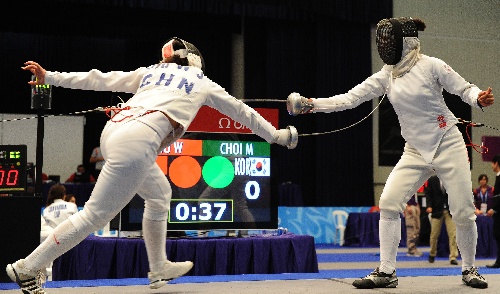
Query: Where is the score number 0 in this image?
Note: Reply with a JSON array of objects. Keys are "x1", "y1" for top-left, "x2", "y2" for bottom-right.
[{"x1": 0, "y1": 169, "x2": 20, "y2": 186}]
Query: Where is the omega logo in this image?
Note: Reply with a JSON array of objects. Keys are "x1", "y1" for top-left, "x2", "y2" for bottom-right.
[{"x1": 218, "y1": 118, "x2": 248, "y2": 130}]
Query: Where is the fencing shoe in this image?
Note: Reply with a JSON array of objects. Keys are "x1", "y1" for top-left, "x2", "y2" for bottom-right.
[
  {"x1": 352, "y1": 267, "x2": 398, "y2": 289},
  {"x1": 6, "y1": 259, "x2": 46, "y2": 294},
  {"x1": 148, "y1": 260, "x2": 193, "y2": 289},
  {"x1": 462, "y1": 267, "x2": 488, "y2": 288}
]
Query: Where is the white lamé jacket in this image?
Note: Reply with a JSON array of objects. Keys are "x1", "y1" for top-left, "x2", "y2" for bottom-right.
[
  {"x1": 313, "y1": 55, "x2": 482, "y2": 163},
  {"x1": 45, "y1": 63, "x2": 277, "y2": 144}
]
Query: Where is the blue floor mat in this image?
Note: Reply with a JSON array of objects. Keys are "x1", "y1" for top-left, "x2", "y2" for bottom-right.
[{"x1": 5, "y1": 267, "x2": 500, "y2": 290}]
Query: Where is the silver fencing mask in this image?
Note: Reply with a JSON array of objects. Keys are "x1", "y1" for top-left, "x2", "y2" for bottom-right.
[
  {"x1": 162, "y1": 37, "x2": 205, "y2": 71},
  {"x1": 376, "y1": 17, "x2": 419, "y2": 65}
]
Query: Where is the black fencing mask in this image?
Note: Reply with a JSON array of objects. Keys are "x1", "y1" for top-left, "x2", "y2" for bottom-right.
[{"x1": 376, "y1": 17, "x2": 419, "y2": 65}]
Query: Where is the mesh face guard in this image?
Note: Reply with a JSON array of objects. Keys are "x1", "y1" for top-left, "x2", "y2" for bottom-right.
[
  {"x1": 161, "y1": 37, "x2": 205, "y2": 71},
  {"x1": 376, "y1": 17, "x2": 418, "y2": 65}
]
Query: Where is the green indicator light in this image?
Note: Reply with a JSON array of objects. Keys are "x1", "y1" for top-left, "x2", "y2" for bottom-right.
[{"x1": 202, "y1": 156, "x2": 234, "y2": 188}]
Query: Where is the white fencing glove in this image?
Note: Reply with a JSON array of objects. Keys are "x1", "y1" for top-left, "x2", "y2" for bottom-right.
[
  {"x1": 287, "y1": 92, "x2": 314, "y2": 116},
  {"x1": 273, "y1": 126, "x2": 298, "y2": 149}
]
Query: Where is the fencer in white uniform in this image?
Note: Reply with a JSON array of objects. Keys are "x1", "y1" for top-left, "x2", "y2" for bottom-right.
[
  {"x1": 41, "y1": 197, "x2": 78, "y2": 243},
  {"x1": 40, "y1": 184, "x2": 78, "y2": 281},
  {"x1": 8, "y1": 37, "x2": 298, "y2": 294},
  {"x1": 288, "y1": 17, "x2": 494, "y2": 289}
]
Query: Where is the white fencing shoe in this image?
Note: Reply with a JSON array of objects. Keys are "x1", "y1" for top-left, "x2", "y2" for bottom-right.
[
  {"x1": 148, "y1": 260, "x2": 194, "y2": 289},
  {"x1": 6, "y1": 259, "x2": 46, "y2": 294},
  {"x1": 352, "y1": 267, "x2": 398, "y2": 289},
  {"x1": 462, "y1": 267, "x2": 488, "y2": 288}
]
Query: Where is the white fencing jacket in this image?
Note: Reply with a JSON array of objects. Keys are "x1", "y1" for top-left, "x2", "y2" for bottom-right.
[
  {"x1": 42, "y1": 199, "x2": 78, "y2": 229},
  {"x1": 45, "y1": 63, "x2": 277, "y2": 144},
  {"x1": 313, "y1": 55, "x2": 482, "y2": 163}
]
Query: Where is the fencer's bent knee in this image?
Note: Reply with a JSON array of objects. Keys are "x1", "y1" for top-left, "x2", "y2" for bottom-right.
[{"x1": 379, "y1": 196, "x2": 405, "y2": 214}]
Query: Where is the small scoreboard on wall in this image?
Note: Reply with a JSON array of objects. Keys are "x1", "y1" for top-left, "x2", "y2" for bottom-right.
[
  {"x1": 0, "y1": 145, "x2": 27, "y2": 194},
  {"x1": 119, "y1": 106, "x2": 279, "y2": 231}
]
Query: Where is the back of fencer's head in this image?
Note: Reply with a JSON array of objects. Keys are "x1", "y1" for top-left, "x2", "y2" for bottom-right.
[
  {"x1": 47, "y1": 184, "x2": 67, "y2": 205},
  {"x1": 161, "y1": 37, "x2": 205, "y2": 71}
]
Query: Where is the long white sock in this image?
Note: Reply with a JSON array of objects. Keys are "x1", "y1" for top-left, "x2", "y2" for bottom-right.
[
  {"x1": 24, "y1": 219, "x2": 90, "y2": 272},
  {"x1": 142, "y1": 217, "x2": 167, "y2": 272},
  {"x1": 456, "y1": 221, "x2": 477, "y2": 271},
  {"x1": 379, "y1": 213, "x2": 401, "y2": 274}
]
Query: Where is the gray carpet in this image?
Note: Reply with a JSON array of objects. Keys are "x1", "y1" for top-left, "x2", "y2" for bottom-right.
[{"x1": 3, "y1": 247, "x2": 500, "y2": 294}]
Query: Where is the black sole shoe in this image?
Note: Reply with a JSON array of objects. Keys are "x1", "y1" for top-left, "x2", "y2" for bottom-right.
[{"x1": 352, "y1": 268, "x2": 398, "y2": 289}]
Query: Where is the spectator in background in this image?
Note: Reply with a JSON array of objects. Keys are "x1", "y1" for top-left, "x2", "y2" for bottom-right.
[
  {"x1": 425, "y1": 175, "x2": 459, "y2": 265},
  {"x1": 64, "y1": 194, "x2": 77, "y2": 205},
  {"x1": 405, "y1": 194, "x2": 422, "y2": 257},
  {"x1": 473, "y1": 174, "x2": 494, "y2": 216},
  {"x1": 65, "y1": 164, "x2": 96, "y2": 183},
  {"x1": 89, "y1": 146, "x2": 105, "y2": 179},
  {"x1": 40, "y1": 184, "x2": 78, "y2": 280},
  {"x1": 41, "y1": 184, "x2": 79, "y2": 242},
  {"x1": 487, "y1": 155, "x2": 500, "y2": 268}
]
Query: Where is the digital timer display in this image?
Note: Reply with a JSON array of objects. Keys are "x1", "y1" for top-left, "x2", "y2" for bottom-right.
[
  {"x1": 169, "y1": 199, "x2": 233, "y2": 223},
  {"x1": 0, "y1": 145, "x2": 27, "y2": 194}
]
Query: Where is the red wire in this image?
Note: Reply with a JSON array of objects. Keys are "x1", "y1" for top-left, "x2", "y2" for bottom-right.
[
  {"x1": 104, "y1": 106, "x2": 158, "y2": 122},
  {"x1": 464, "y1": 122, "x2": 488, "y2": 154},
  {"x1": 105, "y1": 106, "x2": 132, "y2": 122}
]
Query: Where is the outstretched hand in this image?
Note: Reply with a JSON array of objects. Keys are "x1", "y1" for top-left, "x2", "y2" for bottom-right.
[
  {"x1": 21, "y1": 61, "x2": 46, "y2": 85},
  {"x1": 477, "y1": 87, "x2": 494, "y2": 107}
]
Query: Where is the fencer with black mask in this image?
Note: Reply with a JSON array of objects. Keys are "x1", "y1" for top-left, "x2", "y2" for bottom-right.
[{"x1": 288, "y1": 17, "x2": 494, "y2": 289}]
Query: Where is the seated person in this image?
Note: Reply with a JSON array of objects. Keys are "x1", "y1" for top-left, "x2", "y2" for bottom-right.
[
  {"x1": 41, "y1": 184, "x2": 79, "y2": 241},
  {"x1": 65, "y1": 164, "x2": 96, "y2": 183},
  {"x1": 64, "y1": 193, "x2": 77, "y2": 204},
  {"x1": 40, "y1": 184, "x2": 79, "y2": 280}
]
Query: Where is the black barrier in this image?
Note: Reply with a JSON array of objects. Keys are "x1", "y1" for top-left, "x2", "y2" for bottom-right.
[{"x1": 0, "y1": 196, "x2": 43, "y2": 282}]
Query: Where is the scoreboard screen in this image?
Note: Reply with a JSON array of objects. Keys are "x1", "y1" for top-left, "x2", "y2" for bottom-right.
[
  {"x1": 121, "y1": 133, "x2": 277, "y2": 231},
  {"x1": 0, "y1": 145, "x2": 27, "y2": 194}
]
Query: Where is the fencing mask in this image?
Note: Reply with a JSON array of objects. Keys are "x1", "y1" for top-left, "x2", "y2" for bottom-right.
[
  {"x1": 162, "y1": 37, "x2": 205, "y2": 71},
  {"x1": 376, "y1": 17, "x2": 419, "y2": 65}
]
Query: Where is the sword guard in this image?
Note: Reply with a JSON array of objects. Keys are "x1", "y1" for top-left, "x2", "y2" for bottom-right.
[
  {"x1": 287, "y1": 92, "x2": 314, "y2": 116},
  {"x1": 286, "y1": 125, "x2": 298, "y2": 149}
]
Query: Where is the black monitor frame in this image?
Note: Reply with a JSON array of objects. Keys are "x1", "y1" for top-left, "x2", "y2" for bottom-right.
[{"x1": 118, "y1": 132, "x2": 277, "y2": 232}]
